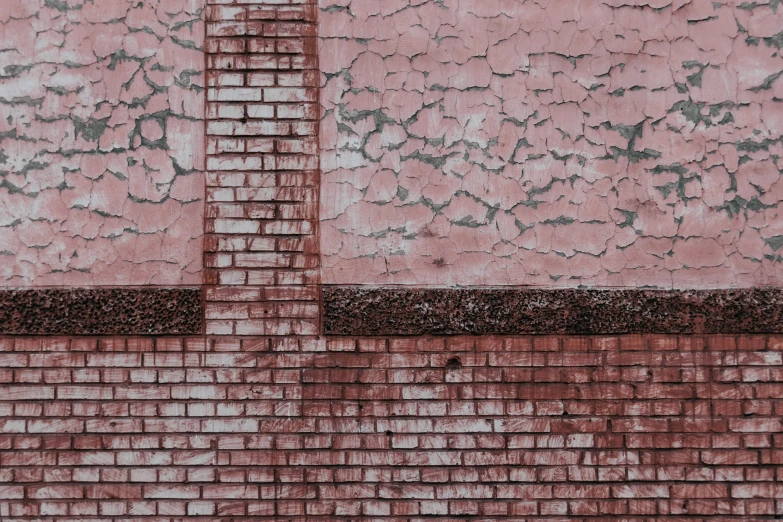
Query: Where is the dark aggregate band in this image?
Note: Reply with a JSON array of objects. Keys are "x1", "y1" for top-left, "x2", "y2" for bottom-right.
[
  {"x1": 323, "y1": 287, "x2": 783, "y2": 336},
  {"x1": 0, "y1": 287, "x2": 203, "y2": 335}
]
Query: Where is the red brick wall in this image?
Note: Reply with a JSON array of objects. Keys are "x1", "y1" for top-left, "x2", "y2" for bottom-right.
[
  {"x1": 1, "y1": 334, "x2": 782, "y2": 520},
  {"x1": 2, "y1": 0, "x2": 782, "y2": 520},
  {"x1": 204, "y1": 0, "x2": 320, "y2": 337}
]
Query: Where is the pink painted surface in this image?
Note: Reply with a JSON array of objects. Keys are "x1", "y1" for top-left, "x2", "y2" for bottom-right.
[
  {"x1": 0, "y1": 0, "x2": 205, "y2": 287},
  {"x1": 319, "y1": 0, "x2": 783, "y2": 288}
]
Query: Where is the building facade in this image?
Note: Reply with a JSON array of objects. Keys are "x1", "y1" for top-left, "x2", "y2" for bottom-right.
[{"x1": 1, "y1": 0, "x2": 783, "y2": 519}]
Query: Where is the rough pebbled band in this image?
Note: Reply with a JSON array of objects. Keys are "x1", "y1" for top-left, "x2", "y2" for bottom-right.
[
  {"x1": 323, "y1": 287, "x2": 783, "y2": 336},
  {"x1": 0, "y1": 288, "x2": 203, "y2": 335}
]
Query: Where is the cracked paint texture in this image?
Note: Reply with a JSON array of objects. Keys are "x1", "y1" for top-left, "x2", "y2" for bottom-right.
[
  {"x1": 319, "y1": 0, "x2": 783, "y2": 288},
  {"x1": 0, "y1": 0, "x2": 205, "y2": 287}
]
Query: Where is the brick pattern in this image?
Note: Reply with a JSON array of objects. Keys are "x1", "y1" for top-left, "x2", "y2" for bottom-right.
[
  {"x1": 1, "y1": 334, "x2": 782, "y2": 520},
  {"x1": 204, "y1": 0, "x2": 320, "y2": 337}
]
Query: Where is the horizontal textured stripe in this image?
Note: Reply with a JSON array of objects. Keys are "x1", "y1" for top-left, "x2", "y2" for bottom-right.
[
  {"x1": 0, "y1": 288, "x2": 203, "y2": 335},
  {"x1": 323, "y1": 287, "x2": 783, "y2": 336}
]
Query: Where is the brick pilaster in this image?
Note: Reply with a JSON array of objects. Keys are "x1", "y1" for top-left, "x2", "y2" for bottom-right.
[{"x1": 204, "y1": 0, "x2": 319, "y2": 336}]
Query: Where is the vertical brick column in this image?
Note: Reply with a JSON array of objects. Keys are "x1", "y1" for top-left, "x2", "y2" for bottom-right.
[{"x1": 204, "y1": 0, "x2": 319, "y2": 336}]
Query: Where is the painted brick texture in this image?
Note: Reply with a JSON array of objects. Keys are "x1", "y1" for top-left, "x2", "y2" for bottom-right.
[
  {"x1": 204, "y1": 0, "x2": 320, "y2": 337},
  {"x1": 1, "y1": 334, "x2": 783, "y2": 520},
  {"x1": 4, "y1": 1, "x2": 783, "y2": 522}
]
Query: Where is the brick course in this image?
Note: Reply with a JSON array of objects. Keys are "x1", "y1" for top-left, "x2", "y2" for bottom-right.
[
  {"x1": 204, "y1": 0, "x2": 320, "y2": 337},
  {"x1": 1, "y1": 334, "x2": 782, "y2": 520}
]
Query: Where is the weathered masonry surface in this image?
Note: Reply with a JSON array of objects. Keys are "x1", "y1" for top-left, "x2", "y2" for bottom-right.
[
  {"x1": 2, "y1": 0, "x2": 783, "y2": 521},
  {"x1": 0, "y1": 288, "x2": 203, "y2": 336},
  {"x1": 0, "y1": 0, "x2": 206, "y2": 287},
  {"x1": 204, "y1": 0, "x2": 320, "y2": 337},
  {"x1": 2, "y1": 334, "x2": 783, "y2": 520},
  {"x1": 320, "y1": 0, "x2": 783, "y2": 288},
  {"x1": 322, "y1": 287, "x2": 783, "y2": 336}
]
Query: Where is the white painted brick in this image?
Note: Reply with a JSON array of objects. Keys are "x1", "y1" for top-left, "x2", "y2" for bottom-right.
[
  {"x1": 208, "y1": 157, "x2": 264, "y2": 171},
  {"x1": 234, "y1": 253, "x2": 290, "y2": 268},
  {"x1": 247, "y1": 104, "x2": 275, "y2": 119},
  {"x1": 214, "y1": 220, "x2": 261, "y2": 234},
  {"x1": 263, "y1": 88, "x2": 311, "y2": 103},
  {"x1": 209, "y1": 88, "x2": 262, "y2": 102}
]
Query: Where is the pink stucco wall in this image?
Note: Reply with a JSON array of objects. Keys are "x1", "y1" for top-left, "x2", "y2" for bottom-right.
[
  {"x1": 0, "y1": 0, "x2": 204, "y2": 287},
  {"x1": 319, "y1": 0, "x2": 783, "y2": 288}
]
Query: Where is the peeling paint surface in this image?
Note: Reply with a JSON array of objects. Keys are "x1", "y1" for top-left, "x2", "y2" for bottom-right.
[
  {"x1": 319, "y1": 0, "x2": 783, "y2": 288},
  {"x1": 0, "y1": 0, "x2": 205, "y2": 286}
]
